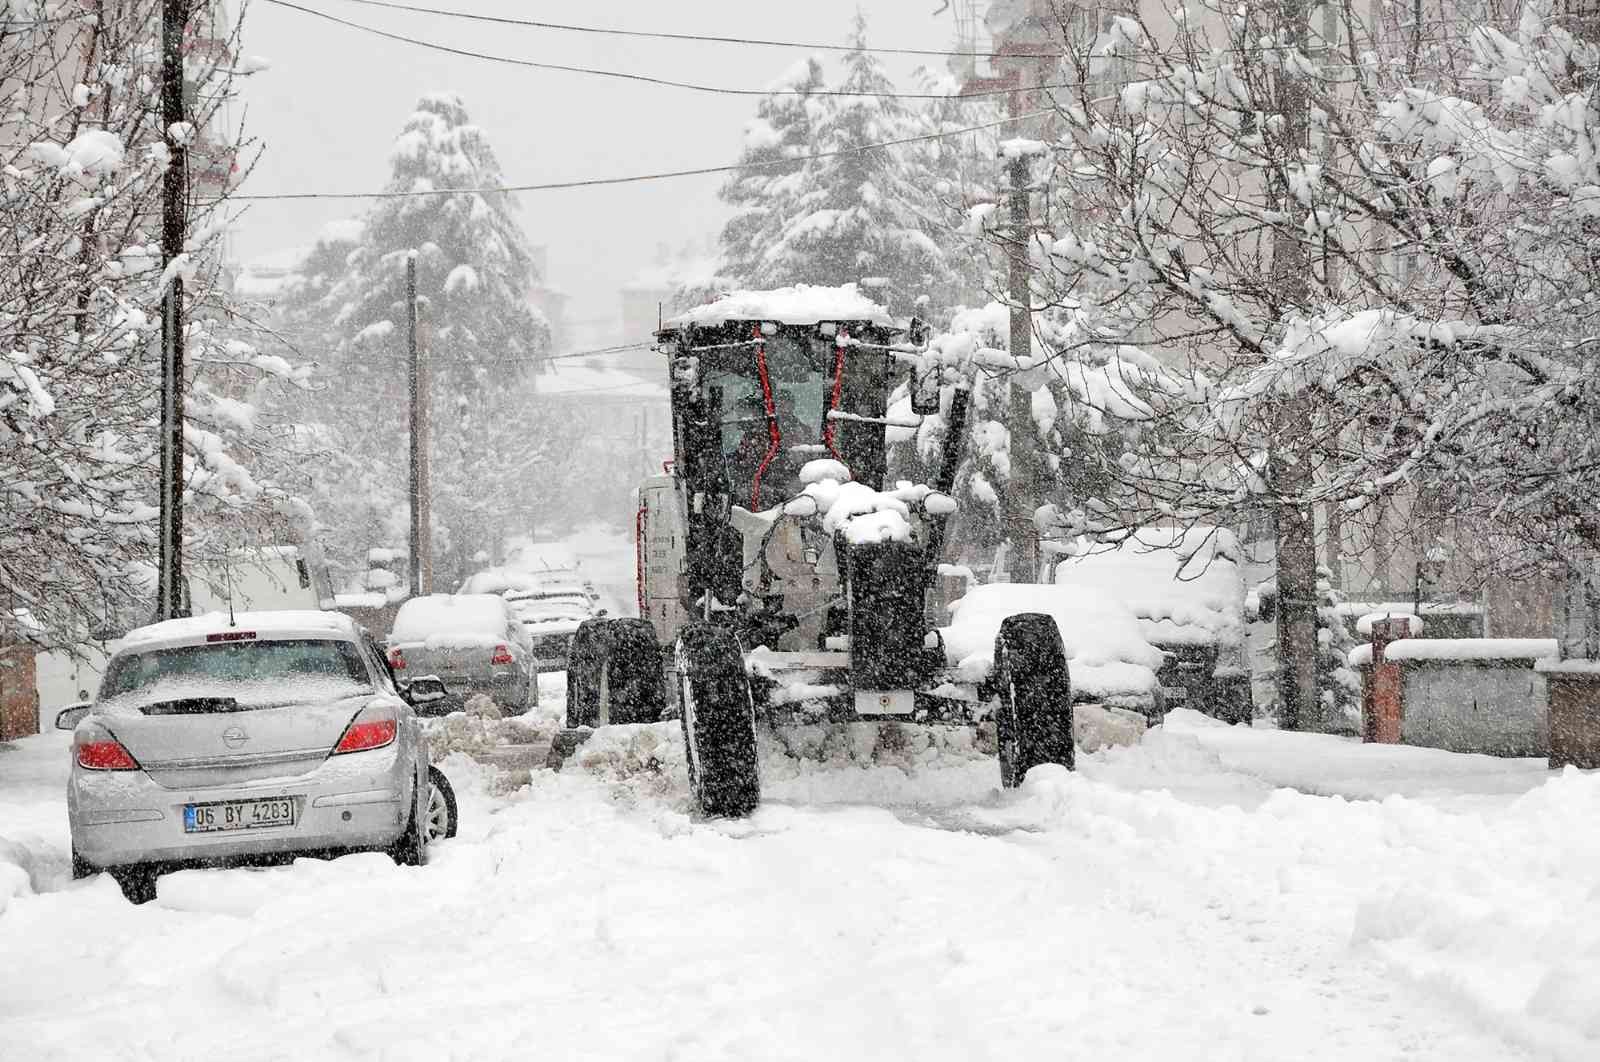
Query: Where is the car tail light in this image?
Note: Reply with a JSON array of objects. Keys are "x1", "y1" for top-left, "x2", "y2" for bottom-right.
[
  {"x1": 387, "y1": 647, "x2": 406, "y2": 670},
  {"x1": 77, "y1": 734, "x2": 139, "y2": 771},
  {"x1": 333, "y1": 710, "x2": 397, "y2": 755},
  {"x1": 490, "y1": 644, "x2": 514, "y2": 665}
]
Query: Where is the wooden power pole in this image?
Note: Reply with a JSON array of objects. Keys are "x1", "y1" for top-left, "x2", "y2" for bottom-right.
[
  {"x1": 406, "y1": 253, "x2": 433, "y2": 597},
  {"x1": 962, "y1": 35, "x2": 1057, "y2": 585},
  {"x1": 1003, "y1": 81, "x2": 1041, "y2": 584},
  {"x1": 154, "y1": 0, "x2": 191, "y2": 622}
]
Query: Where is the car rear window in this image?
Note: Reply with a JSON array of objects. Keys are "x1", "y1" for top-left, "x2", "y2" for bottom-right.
[{"x1": 101, "y1": 638, "x2": 369, "y2": 699}]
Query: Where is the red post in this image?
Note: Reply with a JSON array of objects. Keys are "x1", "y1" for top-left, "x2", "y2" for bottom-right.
[{"x1": 1364, "y1": 616, "x2": 1410, "y2": 743}]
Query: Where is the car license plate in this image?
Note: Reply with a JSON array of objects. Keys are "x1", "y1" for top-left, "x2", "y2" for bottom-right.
[{"x1": 184, "y1": 797, "x2": 297, "y2": 833}]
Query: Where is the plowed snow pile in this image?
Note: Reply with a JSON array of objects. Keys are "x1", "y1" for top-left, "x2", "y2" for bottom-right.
[{"x1": 1, "y1": 711, "x2": 1595, "y2": 1061}]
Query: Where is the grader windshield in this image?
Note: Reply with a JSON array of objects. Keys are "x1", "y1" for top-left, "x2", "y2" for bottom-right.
[{"x1": 700, "y1": 326, "x2": 856, "y2": 510}]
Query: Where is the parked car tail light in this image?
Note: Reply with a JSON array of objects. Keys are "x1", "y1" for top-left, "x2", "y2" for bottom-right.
[
  {"x1": 490, "y1": 644, "x2": 514, "y2": 666},
  {"x1": 76, "y1": 725, "x2": 139, "y2": 771},
  {"x1": 333, "y1": 708, "x2": 398, "y2": 755},
  {"x1": 387, "y1": 647, "x2": 406, "y2": 670}
]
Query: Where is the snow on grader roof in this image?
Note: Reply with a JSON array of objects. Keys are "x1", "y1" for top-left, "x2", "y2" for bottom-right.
[{"x1": 662, "y1": 283, "x2": 896, "y2": 330}]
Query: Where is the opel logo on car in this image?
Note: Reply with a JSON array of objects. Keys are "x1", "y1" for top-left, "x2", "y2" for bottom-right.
[{"x1": 221, "y1": 726, "x2": 250, "y2": 750}]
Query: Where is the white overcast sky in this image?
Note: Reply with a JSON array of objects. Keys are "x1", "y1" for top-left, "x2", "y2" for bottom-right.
[{"x1": 231, "y1": 0, "x2": 967, "y2": 348}]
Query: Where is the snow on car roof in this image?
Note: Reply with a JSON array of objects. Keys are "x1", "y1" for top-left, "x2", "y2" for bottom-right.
[
  {"x1": 522, "y1": 616, "x2": 586, "y2": 636},
  {"x1": 1054, "y1": 525, "x2": 1246, "y2": 648},
  {"x1": 663, "y1": 283, "x2": 895, "y2": 330},
  {"x1": 116, "y1": 609, "x2": 356, "y2": 651},
  {"x1": 939, "y1": 583, "x2": 1164, "y2": 702},
  {"x1": 389, "y1": 594, "x2": 510, "y2": 647}
]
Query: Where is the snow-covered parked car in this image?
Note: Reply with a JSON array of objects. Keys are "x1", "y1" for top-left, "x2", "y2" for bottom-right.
[
  {"x1": 505, "y1": 592, "x2": 595, "y2": 671},
  {"x1": 940, "y1": 581, "x2": 1166, "y2": 716},
  {"x1": 1054, "y1": 525, "x2": 1254, "y2": 723},
  {"x1": 460, "y1": 566, "x2": 598, "y2": 606},
  {"x1": 385, "y1": 594, "x2": 538, "y2": 715},
  {"x1": 59, "y1": 610, "x2": 458, "y2": 904}
]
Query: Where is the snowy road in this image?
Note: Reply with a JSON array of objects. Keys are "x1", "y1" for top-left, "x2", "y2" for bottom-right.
[{"x1": 2, "y1": 709, "x2": 1595, "y2": 1061}]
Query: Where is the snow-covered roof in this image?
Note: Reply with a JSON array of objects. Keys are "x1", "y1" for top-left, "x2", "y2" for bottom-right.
[
  {"x1": 245, "y1": 245, "x2": 310, "y2": 273},
  {"x1": 662, "y1": 284, "x2": 894, "y2": 330},
  {"x1": 623, "y1": 253, "x2": 724, "y2": 294},
  {"x1": 319, "y1": 217, "x2": 363, "y2": 245},
  {"x1": 940, "y1": 583, "x2": 1164, "y2": 702},
  {"x1": 117, "y1": 610, "x2": 356, "y2": 651},
  {"x1": 1054, "y1": 526, "x2": 1246, "y2": 648},
  {"x1": 532, "y1": 361, "x2": 665, "y2": 400},
  {"x1": 389, "y1": 594, "x2": 510, "y2": 648},
  {"x1": 333, "y1": 592, "x2": 390, "y2": 611},
  {"x1": 233, "y1": 244, "x2": 310, "y2": 301}
]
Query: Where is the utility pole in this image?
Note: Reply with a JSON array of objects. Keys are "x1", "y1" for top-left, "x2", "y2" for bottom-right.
[
  {"x1": 418, "y1": 293, "x2": 433, "y2": 595},
  {"x1": 154, "y1": 0, "x2": 191, "y2": 622},
  {"x1": 962, "y1": 24, "x2": 1056, "y2": 585},
  {"x1": 1269, "y1": 0, "x2": 1321, "y2": 730},
  {"x1": 1003, "y1": 80, "x2": 1041, "y2": 584},
  {"x1": 406, "y1": 253, "x2": 425, "y2": 597}
]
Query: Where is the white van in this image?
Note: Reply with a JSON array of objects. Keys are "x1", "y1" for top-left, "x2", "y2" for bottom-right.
[{"x1": 186, "y1": 545, "x2": 336, "y2": 616}]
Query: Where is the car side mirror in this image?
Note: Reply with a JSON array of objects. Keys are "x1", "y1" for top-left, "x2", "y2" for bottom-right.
[
  {"x1": 401, "y1": 676, "x2": 449, "y2": 707},
  {"x1": 55, "y1": 703, "x2": 92, "y2": 731}
]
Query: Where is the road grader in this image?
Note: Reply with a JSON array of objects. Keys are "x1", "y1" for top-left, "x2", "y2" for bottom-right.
[{"x1": 552, "y1": 286, "x2": 1074, "y2": 816}]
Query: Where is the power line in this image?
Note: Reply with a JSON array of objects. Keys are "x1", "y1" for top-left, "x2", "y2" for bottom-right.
[
  {"x1": 260, "y1": 0, "x2": 1061, "y2": 101},
  {"x1": 547, "y1": 343, "x2": 651, "y2": 362},
  {"x1": 220, "y1": 105, "x2": 1052, "y2": 202},
  {"x1": 321, "y1": 0, "x2": 1065, "y2": 61}
]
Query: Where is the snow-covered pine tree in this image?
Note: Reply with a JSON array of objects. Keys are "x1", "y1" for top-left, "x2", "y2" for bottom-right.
[
  {"x1": 900, "y1": 65, "x2": 1001, "y2": 320},
  {"x1": 759, "y1": 13, "x2": 950, "y2": 306},
  {"x1": 713, "y1": 56, "x2": 825, "y2": 291},
  {"x1": 319, "y1": 93, "x2": 551, "y2": 586}
]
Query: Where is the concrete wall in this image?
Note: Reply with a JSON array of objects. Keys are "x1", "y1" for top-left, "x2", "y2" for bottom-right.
[{"x1": 1398, "y1": 662, "x2": 1548, "y2": 757}]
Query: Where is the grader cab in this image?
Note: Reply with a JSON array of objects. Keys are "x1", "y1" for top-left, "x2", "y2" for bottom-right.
[{"x1": 556, "y1": 287, "x2": 1075, "y2": 816}]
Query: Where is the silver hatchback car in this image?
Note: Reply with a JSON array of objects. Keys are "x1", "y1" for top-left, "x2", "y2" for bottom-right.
[{"x1": 62, "y1": 610, "x2": 458, "y2": 903}]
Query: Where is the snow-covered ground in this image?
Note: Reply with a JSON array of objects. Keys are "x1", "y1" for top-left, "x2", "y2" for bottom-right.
[{"x1": 2, "y1": 702, "x2": 1595, "y2": 1061}]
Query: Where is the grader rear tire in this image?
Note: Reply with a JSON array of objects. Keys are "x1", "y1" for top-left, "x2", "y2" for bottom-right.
[
  {"x1": 567, "y1": 618, "x2": 666, "y2": 727},
  {"x1": 675, "y1": 623, "x2": 760, "y2": 818},
  {"x1": 994, "y1": 613, "x2": 1075, "y2": 788}
]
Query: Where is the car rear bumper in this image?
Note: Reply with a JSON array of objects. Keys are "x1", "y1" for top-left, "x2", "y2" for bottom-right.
[
  {"x1": 69, "y1": 746, "x2": 415, "y2": 870},
  {"x1": 411, "y1": 674, "x2": 533, "y2": 715}
]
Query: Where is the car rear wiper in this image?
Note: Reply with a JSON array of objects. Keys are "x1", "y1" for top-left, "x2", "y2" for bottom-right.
[{"x1": 140, "y1": 697, "x2": 248, "y2": 715}]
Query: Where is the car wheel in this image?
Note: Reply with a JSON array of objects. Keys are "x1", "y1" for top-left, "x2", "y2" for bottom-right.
[
  {"x1": 389, "y1": 786, "x2": 427, "y2": 867},
  {"x1": 425, "y1": 765, "x2": 458, "y2": 842},
  {"x1": 994, "y1": 613, "x2": 1074, "y2": 788},
  {"x1": 110, "y1": 864, "x2": 158, "y2": 905},
  {"x1": 71, "y1": 847, "x2": 96, "y2": 881}
]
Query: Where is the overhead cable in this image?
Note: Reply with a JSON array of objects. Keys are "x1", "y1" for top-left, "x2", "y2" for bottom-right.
[
  {"x1": 220, "y1": 106, "x2": 1055, "y2": 201},
  {"x1": 261, "y1": 0, "x2": 1082, "y2": 101},
  {"x1": 320, "y1": 0, "x2": 1066, "y2": 60}
]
